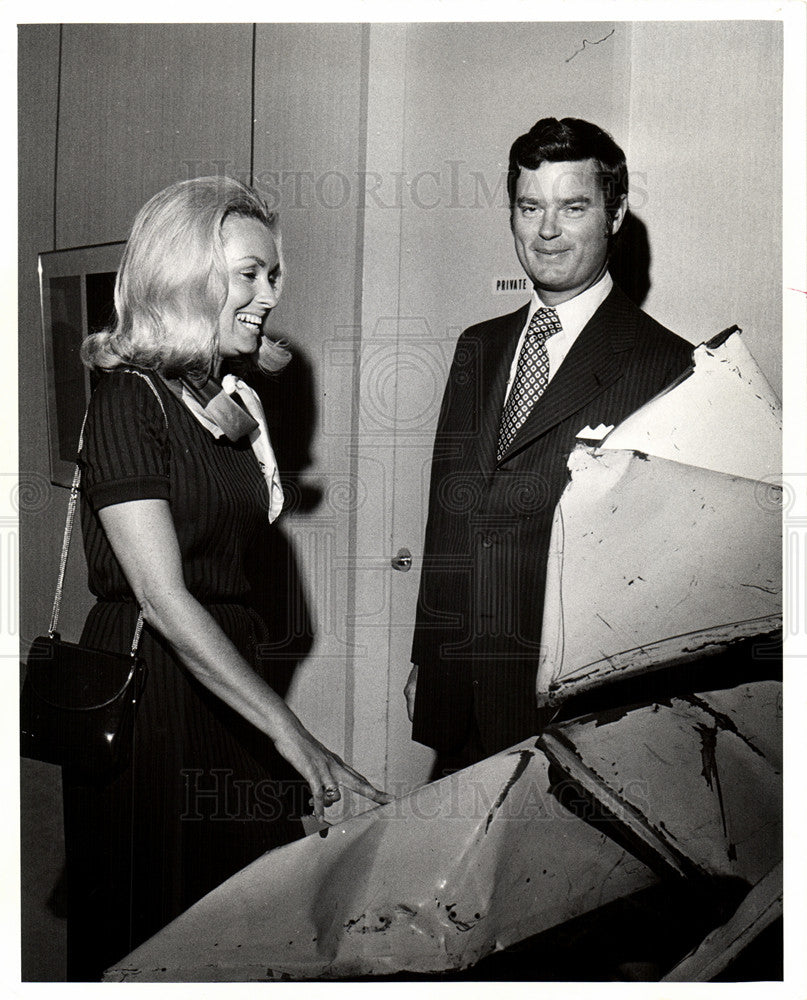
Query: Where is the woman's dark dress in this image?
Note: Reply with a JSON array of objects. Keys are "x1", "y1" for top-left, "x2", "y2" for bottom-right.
[{"x1": 63, "y1": 369, "x2": 302, "y2": 981}]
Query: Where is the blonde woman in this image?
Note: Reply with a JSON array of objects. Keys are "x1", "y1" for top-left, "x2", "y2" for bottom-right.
[{"x1": 65, "y1": 177, "x2": 389, "y2": 980}]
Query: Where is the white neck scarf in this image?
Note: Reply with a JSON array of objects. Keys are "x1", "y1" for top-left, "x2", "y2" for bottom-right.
[{"x1": 177, "y1": 375, "x2": 284, "y2": 523}]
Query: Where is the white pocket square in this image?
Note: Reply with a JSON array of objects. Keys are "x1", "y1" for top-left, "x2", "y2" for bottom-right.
[{"x1": 575, "y1": 423, "x2": 614, "y2": 441}]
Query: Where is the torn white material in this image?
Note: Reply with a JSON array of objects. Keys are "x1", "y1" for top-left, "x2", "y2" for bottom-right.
[
  {"x1": 104, "y1": 742, "x2": 655, "y2": 981},
  {"x1": 542, "y1": 680, "x2": 782, "y2": 886},
  {"x1": 536, "y1": 329, "x2": 781, "y2": 704},
  {"x1": 536, "y1": 449, "x2": 781, "y2": 701},
  {"x1": 106, "y1": 679, "x2": 780, "y2": 982},
  {"x1": 600, "y1": 329, "x2": 781, "y2": 483}
]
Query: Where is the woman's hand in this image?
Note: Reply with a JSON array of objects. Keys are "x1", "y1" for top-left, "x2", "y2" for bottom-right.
[
  {"x1": 98, "y1": 498, "x2": 392, "y2": 823},
  {"x1": 272, "y1": 718, "x2": 392, "y2": 823}
]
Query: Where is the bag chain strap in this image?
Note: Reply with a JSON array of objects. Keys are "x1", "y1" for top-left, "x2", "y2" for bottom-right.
[{"x1": 47, "y1": 409, "x2": 144, "y2": 658}]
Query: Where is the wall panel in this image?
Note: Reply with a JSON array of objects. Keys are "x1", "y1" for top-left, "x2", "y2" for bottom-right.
[
  {"x1": 56, "y1": 23, "x2": 253, "y2": 247},
  {"x1": 252, "y1": 24, "x2": 367, "y2": 767},
  {"x1": 350, "y1": 24, "x2": 413, "y2": 788},
  {"x1": 18, "y1": 24, "x2": 68, "y2": 982},
  {"x1": 627, "y1": 21, "x2": 782, "y2": 387},
  {"x1": 19, "y1": 24, "x2": 70, "y2": 649}
]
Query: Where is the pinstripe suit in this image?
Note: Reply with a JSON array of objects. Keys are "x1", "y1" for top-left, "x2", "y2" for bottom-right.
[{"x1": 411, "y1": 283, "x2": 692, "y2": 756}]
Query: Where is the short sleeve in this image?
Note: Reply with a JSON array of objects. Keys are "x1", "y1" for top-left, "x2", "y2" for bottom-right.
[{"x1": 79, "y1": 369, "x2": 171, "y2": 511}]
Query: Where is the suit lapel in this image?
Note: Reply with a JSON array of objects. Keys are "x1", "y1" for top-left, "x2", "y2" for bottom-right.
[
  {"x1": 498, "y1": 285, "x2": 637, "y2": 463},
  {"x1": 474, "y1": 305, "x2": 527, "y2": 471}
]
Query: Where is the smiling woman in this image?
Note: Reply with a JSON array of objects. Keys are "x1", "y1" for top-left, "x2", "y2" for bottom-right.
[
  {"x1": 65, "y1": 177, "x2": 390, "y2": 981},
  {"x1": 217, "y1": 215, "x2": 283, "y2": 367}
]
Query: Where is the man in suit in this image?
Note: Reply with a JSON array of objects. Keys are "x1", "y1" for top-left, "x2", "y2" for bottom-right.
[{"x1": 405, "y1": 117, "x2": 692, "y2": 771}]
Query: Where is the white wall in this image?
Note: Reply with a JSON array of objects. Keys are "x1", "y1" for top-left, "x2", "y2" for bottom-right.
[{"x1": 626, "y1": 20, "x2": 782, "y2": 387}]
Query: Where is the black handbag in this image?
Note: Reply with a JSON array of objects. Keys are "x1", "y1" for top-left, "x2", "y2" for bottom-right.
[{"x1": 20, "y1": 458, "x2": 148, "y2": 783}]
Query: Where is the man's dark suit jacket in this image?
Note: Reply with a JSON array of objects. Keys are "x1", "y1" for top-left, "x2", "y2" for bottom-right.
[{"x1": 411, "y1": 283, "x2": 693, "y2": 757}]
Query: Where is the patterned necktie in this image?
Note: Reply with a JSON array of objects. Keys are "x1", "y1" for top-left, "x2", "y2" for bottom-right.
[{"x1": 497, "y1": 306, "x2": 562, "y2": 460}]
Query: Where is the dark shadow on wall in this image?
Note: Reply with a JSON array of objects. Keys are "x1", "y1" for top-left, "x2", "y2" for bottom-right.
[
  {"x1": 242, "y1": 343, "x2": 323, "y2": 702},
  {"x1": 610, "y1": 212, "x2": 651, "y2": 308}
]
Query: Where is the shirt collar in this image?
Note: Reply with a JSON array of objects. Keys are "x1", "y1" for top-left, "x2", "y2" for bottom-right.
[{"x1": 528, "y1": 270, "x2": 613, "y2": 343}]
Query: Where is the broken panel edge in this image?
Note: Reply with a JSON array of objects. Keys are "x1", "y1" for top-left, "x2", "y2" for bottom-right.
[{"x1": 537, "y1": 619, "x2": 782, "y2": 708}]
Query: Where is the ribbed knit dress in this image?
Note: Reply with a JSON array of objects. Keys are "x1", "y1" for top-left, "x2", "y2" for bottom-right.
[{"x1": 63, "y1": 367, "x2": 303, "y2": 981}]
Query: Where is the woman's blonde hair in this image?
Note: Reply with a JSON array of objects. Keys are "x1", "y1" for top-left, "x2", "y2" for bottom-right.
[{"x1": 81, "y1": 176, "x2": 291, "y2": 381}]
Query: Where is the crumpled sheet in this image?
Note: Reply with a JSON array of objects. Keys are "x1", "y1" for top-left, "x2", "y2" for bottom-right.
[
  {"x1": 602, "y1": 327, "x2": 781, "y2": 483},
  {"x1": 536, "y1": 328, "x2": 781, "y2": 705},
  {"x1": 105, "y1": 744, "x2": 656, "y2": 981},
  {"x1": 106, "y1": 676, "x2": 781, "y2": 982},
  {"x1": 541, "y1": 679, "x2": 782, "y2": 886}
]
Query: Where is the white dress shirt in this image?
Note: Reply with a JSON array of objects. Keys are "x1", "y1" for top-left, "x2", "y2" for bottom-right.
[{"x1": 503, "y1": 271, "x2": 613, "y2": 404}]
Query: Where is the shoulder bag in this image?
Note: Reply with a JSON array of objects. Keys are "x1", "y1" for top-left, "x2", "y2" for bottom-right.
[{"x1": 20, "y1": 415, "x2": 150, "y2": 784}]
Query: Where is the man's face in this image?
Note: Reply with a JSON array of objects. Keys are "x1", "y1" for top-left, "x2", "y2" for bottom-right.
[{"x1": 511, "y1": 158, "x2": 626, "y2": 306}]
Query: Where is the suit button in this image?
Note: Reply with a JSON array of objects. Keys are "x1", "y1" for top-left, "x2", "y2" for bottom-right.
[{"x1": 481, "y1": 533, "x2": 495, "y2": 548}]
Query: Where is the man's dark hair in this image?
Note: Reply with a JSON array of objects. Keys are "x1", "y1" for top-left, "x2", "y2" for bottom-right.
[{"x1": 507, "y1": 117, "x2": 628, "y2": 224}]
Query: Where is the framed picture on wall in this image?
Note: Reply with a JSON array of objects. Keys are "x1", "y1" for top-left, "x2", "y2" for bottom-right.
[{"x1": 38, "y1": 242, "x2": 125, "y2": 487}]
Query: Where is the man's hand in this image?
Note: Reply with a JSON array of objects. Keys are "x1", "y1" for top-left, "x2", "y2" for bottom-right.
[{"x1": 404, "y1": 664, "x2": 418, "y2": 722}]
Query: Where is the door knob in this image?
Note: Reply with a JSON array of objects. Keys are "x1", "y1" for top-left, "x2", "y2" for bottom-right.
[{"x1": 391, "y1": 548, "x2": 412, "y2": 571}]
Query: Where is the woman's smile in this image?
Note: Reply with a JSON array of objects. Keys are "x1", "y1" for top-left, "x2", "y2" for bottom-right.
[{"x1": 217, "y1": 215, "x2": 281, "y2": 361}]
